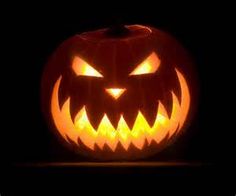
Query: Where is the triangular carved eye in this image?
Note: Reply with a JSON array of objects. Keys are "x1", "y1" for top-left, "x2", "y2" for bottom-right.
[
  {"x1": 72, "y1": 56, "x2": 103, "y2": 78},
  {"x1": 129, "y1": 52, "x2": 161, "y2": 76}
]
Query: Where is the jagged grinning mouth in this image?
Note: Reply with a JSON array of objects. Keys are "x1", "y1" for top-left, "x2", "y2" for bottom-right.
[{"x1": 51, "y1": 68, "x2": 190, "y2": 151}]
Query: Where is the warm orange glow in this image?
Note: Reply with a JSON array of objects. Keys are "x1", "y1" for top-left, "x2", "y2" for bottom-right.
[
  {"x1": 72, "y1": 56, "x2": 103, "y2": 77},
  {"x1": 129, "y1": 52, "x2": 161, "y2": 76},
  {"x1": 51, "y1": 68, "x2": 190, "y2": 151},
  {"x1": 105, "y1": 88, "x2": 126, "y2": 100}
]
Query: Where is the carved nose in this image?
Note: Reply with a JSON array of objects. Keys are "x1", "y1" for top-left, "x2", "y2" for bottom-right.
[{"x1": 105, "y1": 88, "x2": 126, "y2": 100}]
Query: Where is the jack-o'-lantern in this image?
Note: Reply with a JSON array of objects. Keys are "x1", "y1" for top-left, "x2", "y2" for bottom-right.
[{"x1": 41, "y1": 24, "x2": 197, "y2": 160}]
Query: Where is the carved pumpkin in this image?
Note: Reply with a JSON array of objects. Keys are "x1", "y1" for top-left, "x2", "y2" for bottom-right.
[{"x1": 41, "y1": 25, "x2": 196, "y2": 160}]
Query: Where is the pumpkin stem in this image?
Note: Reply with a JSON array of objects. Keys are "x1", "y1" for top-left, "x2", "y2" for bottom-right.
[{"x1": 105, "y1": 23, "x2": 130, "y2": 37}]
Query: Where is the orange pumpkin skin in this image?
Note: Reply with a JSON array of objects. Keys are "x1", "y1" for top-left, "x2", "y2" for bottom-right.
[{"x1": 41, "y1": 25, "x2": 197, "y2": 160}]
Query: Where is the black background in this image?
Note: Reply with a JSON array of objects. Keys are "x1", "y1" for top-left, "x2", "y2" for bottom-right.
[{"x1": 2, "y1": 2, "x2": 235, "y2": 195}]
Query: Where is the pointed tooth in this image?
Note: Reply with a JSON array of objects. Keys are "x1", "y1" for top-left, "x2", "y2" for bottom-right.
[
  {"x1": 96, "y1": 114, "x2": 118, "y2": 150},
  {"x1": 73, "y1": 105, "x2": 97, "y2": 150},
  {"x1": 140, "y1": 102, "x2": 158, "y2": 128},
  {"x1": 74, "y1": 106, "x2": 86, "y2": 128},
  {"x1": 168, "y1": 91, "x2": 181, "y2": 137},
  {"x1": 105, "y1": 138, "x2": 118, "y2": 152},
  {"x1": 98, "y1": 114, "x2": 119, "y2": 151},
  {"x1": 105, "y1": 110, "x2": 120, "y2": 130},
  {"x1": 60, "y1": 98, "x2": 79, "y2": 143},
  {"x1": 156, "y1": 101, "x2": 169, "y2": 133},
  {"x1": 145, "y1": 103, "x2": 159, "y2": 144},
  {"x1": 149, "y1": 101, "x2": 170, "y2": 144},
  {"x1": 131, "y1": 111, "x2": 149, "y2": 149},
  {"x1": 122, "y1": 109, "x2": 139, "y2": 130},
  {"x1": 146, "y1": 137, "x2": 153, "y2": 145},
  {"x1": 85, "y1": 105, "x2": 104, "y2": 130},
  {"x1": 69, "y1": 93, "x2": 85, "y2": 122},
  {"x1": 117, "y1": 115, "x2": 131, "y2": 151},
  {"x1": 175, "y1": 68, "x2": 191, "y2": 130},
  {"x1": 151, "y1": 126, "x2": 168, "y2": 144},
  {"x1": 172, "y1": 83, "x2": 181, "y2": 105},
  {"x1": 160, "y1": 92, "x2": 173, "y2": 118}
]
